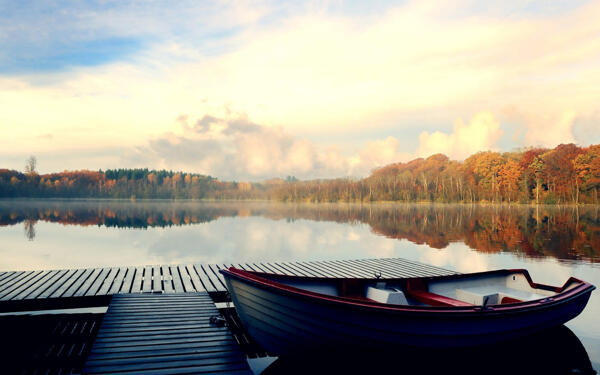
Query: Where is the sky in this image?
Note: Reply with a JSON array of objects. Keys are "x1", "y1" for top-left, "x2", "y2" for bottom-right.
[{"x1": 1, "y1": 0, "x2": 599, "y2": 181}]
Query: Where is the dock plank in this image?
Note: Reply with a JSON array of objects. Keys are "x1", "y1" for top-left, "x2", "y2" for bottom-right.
[
  {"x1": 387, "y1": 257, "x2": 455, "y2": 276},
  {"x1": 0, "y1": 271, "x2": 25, "y2": 293},
  {"x1": 0, "y1": 272, "x2": 29, "y2": 295},
  {"x1": 193, "y1": 265, "x2": 217, "y2": 293},
  {"x1": 161, "y1": 265, "x2": 175, "y2": 294},
  {"x1": 8, "y1": 269, "x2": 60, "y2": 300},
  {"x1": 108, "y1": 267, "x2": 129, "y2": 295},
  {"x1": 0, "y1": 270, "x2": 41, "y2": 297},
  {"x1": 27, "y1": 269, "x2": 70, "y2": 299},
  {"x1": 305, "y1": 261, "x2": 344, "y2": 278},
  {"x1": 176, "y1": 265, "x2": 194, "y2": 292},
  {"x1": 0, "y1": 271, "x2": 58, "y2": 300},
  {"x1": 73, "y1": 268, "x2": 103, "y2": 297},
  {"x1": 91, "y1": 267, "x2": 119, "y2": 296},
  {"x1": 258, "y1": 262, "x2": 284, "y2": 275},
  {"x1": 119, "y1": 267, "x2": 135, "y2": 294},
  {"x1": 249, "y1": 263, "x2": 269, "y2": 273},
  {"x1": 0, "y1": 271, "x2": 15, "y2": 283},
  {"x1": 289, "y1": 262, "x2": 328, "y2": 277},
  {"x1": 83, "y1": 293, "x2": 252, "y2": 375},
  {"x1": 0, "y1": 270, "x2": 46, "y2": 300},
  {"x1": 152, "y1": 265, "x2": 161, "y2": 292},
  {"x1": 288, "y1": 262, "x2": 321, "y2": 277},
  {"x1": 185, "y1": 265, "x2": 206, "y2": 293},
  {"x1": 210, "y1": 264, "x2": 228, "y2": 289},
  {"x1": 85, "y1": 340, "x2": 237, "y2": 360},
  {"x1": 274, "y1": 262, "x2": 305, "y2": 276},
  {"x1": 142, "y1": 266, "x2": 152, "y2": 293},
  {"x1": 205, "y1": 264, "x2": 227, "y2": 292},
  {"x1": 375, "y1": 258, "x2": 426, "y2": 277},
  {"x1": 235, "y1": 264, "x2": 252, "y2": 272},
  {"x1": 130, "y1": 267, "x2": 143, "y2": 294},
  {"x1": 365, "y1": 258, "x2": 421, "y2": 278},
  {"x1": 328, "y1": 260, "x2": 373, "y2": 278},
  {"x1": 317, "y1": 260, "x2": 357, "y2": 278},
  {"x1": 61, "y1": 267, "x2": 94, "y2": 298},
  {"x1": 348, "y1": 258, "x2": 404, "y2": 278},
  {"x1": 0, "y1": 271, "x2": 31, "y2": 294},
  {"x1": 346, "y1": 258, "x2": 408, "y2": 278},
  {"x1": 50, "y1": 268, "x2": 88, "y2": 298}
]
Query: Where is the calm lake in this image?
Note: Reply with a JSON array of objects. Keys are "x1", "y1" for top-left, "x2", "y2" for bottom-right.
[{"x1": 1, "y1": 199, "x2": 599, "y2": 372}]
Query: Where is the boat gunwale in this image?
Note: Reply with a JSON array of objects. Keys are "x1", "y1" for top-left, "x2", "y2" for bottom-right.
[{"x1": 221, "y1": 267, "x2": 595, "y2": 315}]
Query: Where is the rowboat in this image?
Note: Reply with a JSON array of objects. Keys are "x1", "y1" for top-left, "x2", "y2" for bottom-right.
[{"x1": 220, "y1": 267, "x2": 594, "y2": 355}]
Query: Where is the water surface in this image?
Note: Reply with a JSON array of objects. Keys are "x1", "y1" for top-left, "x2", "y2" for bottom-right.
[{"x1": 0, "y1": 200, "x2": 599, "y2": 371}]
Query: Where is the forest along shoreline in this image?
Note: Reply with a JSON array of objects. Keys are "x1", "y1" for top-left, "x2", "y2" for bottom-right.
[{"x1": 1, "y1": 143, "x2": 599, "y2": 204}]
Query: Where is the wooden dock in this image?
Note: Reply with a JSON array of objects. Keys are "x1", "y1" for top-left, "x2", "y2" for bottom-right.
[
  {"x1": 0, "y1": 257, "x2": 457, "y2": 312},
  {"x1": 83, "y1": 293, "x2": 252, "y2": 375}
]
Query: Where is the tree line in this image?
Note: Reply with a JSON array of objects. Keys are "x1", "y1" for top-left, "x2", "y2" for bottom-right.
[{"x1": 1, "y1": 143, "x2": 599, "y2": 203}]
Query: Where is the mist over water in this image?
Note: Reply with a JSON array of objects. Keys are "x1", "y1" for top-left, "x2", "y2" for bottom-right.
[{"x1": 0, "y1": 199, "x2": 599, "y2": 370}]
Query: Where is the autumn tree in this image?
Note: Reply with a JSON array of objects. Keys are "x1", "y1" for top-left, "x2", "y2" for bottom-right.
[
  {"x1": 540, "y1": 144, "x2": 582, "y2": 203},
  {"x1": 498, "y1": 158, "x2": 521, "y2": 202},
  {"x1": 574, "y1": 145, "x2": 600, "y2": 203},
  {"x1": 464, "y1": 152, "x2": 505, "y2": 202}
]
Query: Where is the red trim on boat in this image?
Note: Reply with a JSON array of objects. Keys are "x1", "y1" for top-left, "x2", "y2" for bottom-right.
[
  {"x1": 506, "y1": 269, "x2": 584, "y2": 293},
  {"x1": 500, "y1": 296, "x2": 522, "y2": 304},
  {"x1": 405, "y1": 278, "x2": 473, "y2": 307},
  {"x1": 406, "y1": 290, "x2": 474, "y2": 307}
]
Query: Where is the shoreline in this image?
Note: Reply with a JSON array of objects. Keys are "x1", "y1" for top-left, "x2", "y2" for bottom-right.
[{"x1": 1, "y1": 197, "x2": 599, "y2": 207}]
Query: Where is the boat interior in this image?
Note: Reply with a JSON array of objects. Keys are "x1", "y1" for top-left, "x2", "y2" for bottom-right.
[{"x1": 278, "y1": 271, "x2": 581, "y2": 307}]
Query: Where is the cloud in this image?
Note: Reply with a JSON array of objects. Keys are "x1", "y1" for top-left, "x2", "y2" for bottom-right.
[
  {"x1": 349, "y1": 137, "x2": 412, "y2": 175},
  {"x1": 416, "y1": 112, "x2": 503, "y2": 160},
  {"x1": 501, "y1": 108, "x2": 587, "y2": 148},
  {"x1": 126, "y1": 113, "x2": 426, "y2": 180},
  {"x1": 126, "y1": 113, "x2": 349, "y2": 180}
]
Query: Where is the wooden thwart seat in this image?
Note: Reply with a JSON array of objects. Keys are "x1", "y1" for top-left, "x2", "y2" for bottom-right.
[
  {"x1": 406, "y1": 289, "x2": 474, "y2": 307},
  {"x1": 405, "y1": 279, "x2": 473, "y2": 307}
]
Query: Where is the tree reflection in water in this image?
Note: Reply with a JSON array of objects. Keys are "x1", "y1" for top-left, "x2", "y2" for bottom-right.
[
  {"x1": 23, "y1": 219, "x2": 36, "y2": 241},
  {"x1": 1, "y1": 200, "x2": 598, "y2": 263}
]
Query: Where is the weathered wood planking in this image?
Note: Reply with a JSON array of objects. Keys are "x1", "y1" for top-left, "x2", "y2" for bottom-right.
[
  {"x1": 83, "y1": 293, "x2": 252, "y2": 375},
  {"x1": 0, "y1": 258, "x2": 457, "y2": 310}
]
